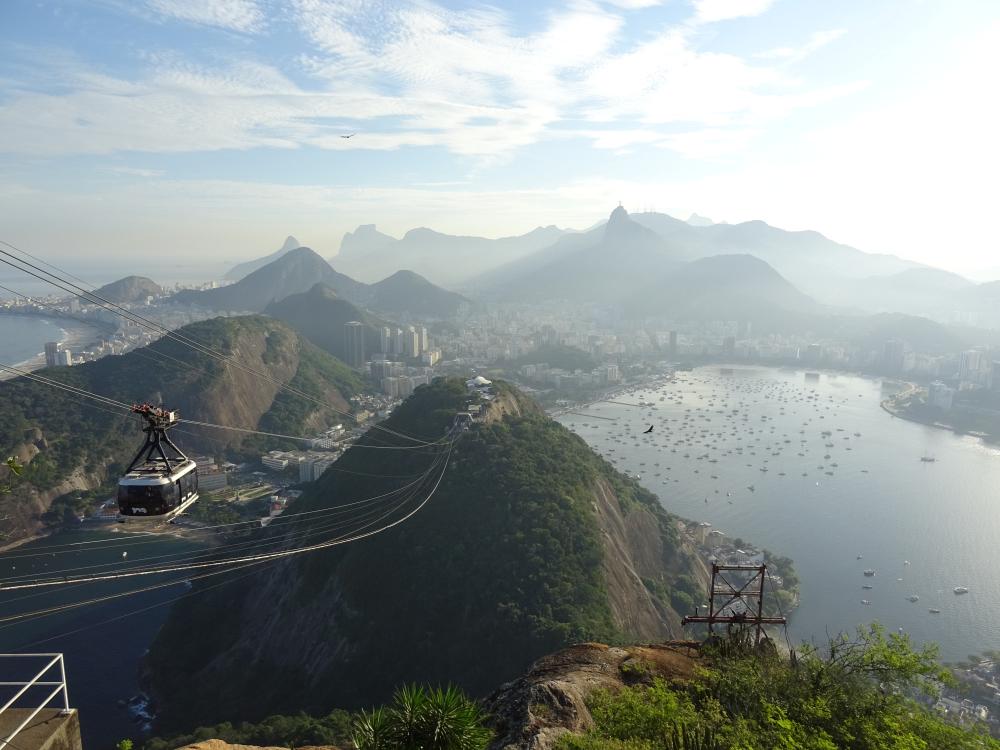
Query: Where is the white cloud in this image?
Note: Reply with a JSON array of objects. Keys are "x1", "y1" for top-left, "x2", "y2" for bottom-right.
[
  {"x1": 0, "y1": 0, "x2": 862, "y2": 163},
  {"x1": 105, "y1": 166, "x2": 165, "y2": 177},
  {"x1": 755, "y1": 29, "x2": 847, "y2": 62},
  {"x1": 146, "y1": 0, "x2": 265, "y2": 33},
  {"x1": 690, "y1": 0, "x2": 775, "y2": 24}
]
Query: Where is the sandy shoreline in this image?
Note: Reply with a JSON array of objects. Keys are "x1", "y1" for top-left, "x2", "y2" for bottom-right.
[{"x1": 0, "y1": 315, "x2": 108, "y2": 380}]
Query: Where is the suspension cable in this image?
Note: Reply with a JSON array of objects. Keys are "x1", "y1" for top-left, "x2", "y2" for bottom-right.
[{"x1": 0, "y1": 442, "x2": 451, "y2": 593}]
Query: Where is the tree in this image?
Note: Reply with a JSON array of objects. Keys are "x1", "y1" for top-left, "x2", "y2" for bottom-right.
[{"x1": 1, "y1": 456, "x2": 22, "y2": 494}]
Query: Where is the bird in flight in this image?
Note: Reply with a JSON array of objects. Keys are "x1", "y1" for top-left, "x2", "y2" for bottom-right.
[
  {"x1": 340, "y1": 133, "x2": 356, "y2": 139},
  {"x1": 643, "y1": 425, "x2": 654, "y2": 434}
]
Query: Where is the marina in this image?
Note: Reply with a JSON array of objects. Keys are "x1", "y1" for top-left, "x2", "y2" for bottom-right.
[{"x1": 556, "y1": 366, "x2": 1000, "y2": 661}]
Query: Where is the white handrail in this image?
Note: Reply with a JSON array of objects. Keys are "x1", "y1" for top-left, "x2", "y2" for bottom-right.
[{"x1": 0, "y1": 653, "x2": 71, "y2": 749}]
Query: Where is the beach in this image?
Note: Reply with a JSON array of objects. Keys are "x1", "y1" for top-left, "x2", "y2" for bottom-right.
[{"x1": 0, "y1": 313, "x2": 108, "y2": 379}]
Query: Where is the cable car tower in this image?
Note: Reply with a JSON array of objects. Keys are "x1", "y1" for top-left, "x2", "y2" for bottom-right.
[
  {"x1": 682, "y1": 563, "x2": 787, "y2": 646},
  {"x1": 117, "y1": 404, "x2": 199, "y2": 522}
]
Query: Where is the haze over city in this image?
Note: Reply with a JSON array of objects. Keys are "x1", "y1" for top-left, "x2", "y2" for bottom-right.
[{"x1": 1, "y1": 0, "x2": 999, "y2": 275}]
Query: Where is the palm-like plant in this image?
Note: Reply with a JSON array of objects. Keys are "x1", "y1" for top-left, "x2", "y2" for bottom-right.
[
  {"x1": 351, "y1": 706, "x2": 394, "y2": 750},
  {"x1": 352, "y1": 684, "x2": 492, "y2": 750}
]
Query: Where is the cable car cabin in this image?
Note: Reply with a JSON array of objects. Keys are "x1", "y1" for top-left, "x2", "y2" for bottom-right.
[
  {"x1": 118, "y1": 459, "x2": 199, "y2": 520},
  {"x1": 117, "y1": 403, "x2": 199, "y2": 522}
]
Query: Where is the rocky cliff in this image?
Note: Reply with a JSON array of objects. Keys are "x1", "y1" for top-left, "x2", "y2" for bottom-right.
[{"x1": 147, "y1": 379, "x2": 709, "y2": 732}]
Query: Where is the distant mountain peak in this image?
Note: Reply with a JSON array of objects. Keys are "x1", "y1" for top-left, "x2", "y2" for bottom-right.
[
  {"x1": 686, "y1": 213, "x2": 714, "y2": 227},
  {"x1": 608, "y1": 204, "x2": 630, "y2": 225},
  {"x1": 224, "y1": 236, "x2": 302, "y2": 281}
]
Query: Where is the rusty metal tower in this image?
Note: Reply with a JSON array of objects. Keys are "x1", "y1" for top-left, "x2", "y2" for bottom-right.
[{"x1": 682, "y1": 563, "x2": 787, "y2": 645}]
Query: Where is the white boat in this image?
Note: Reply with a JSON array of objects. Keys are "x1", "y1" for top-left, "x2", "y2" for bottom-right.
[{"x1": 954, "y1": 586, "x2": 969, "y2": 594}]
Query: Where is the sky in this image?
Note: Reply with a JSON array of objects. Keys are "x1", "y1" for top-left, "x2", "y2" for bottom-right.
[{"x1": 1, "y1": 0, "x2": 999, "y2": 278}]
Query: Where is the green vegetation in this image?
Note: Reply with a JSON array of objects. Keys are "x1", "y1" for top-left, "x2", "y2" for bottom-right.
[
  {"x1": 148, "y1": 378, "x2": 693, "y2": 730},
  {"x1": 144, "y1": 710, "x2": 354, "y2": 750},
  {"x1": 144, "y1": 685, "x2": 491, "y2": 750},
  {"x1": 560, "y1": 625, "x2": 999, "y2": 750},
  {"x1": 352, "y1": 685, "x2": 491, "y2": 750},
  {"x1": 1, "y1": 456, "x2": 22, "y2": 494}
]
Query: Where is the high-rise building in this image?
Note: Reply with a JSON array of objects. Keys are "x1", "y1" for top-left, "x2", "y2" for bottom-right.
[
  {"x1": 44, "y1": 341, "x2": 60, "y2": 368},
  {"x1": 58, "y1": 349, "x2": 72, "y2": 366},
  {"x1": 882, "y1": 339, "x2": 906, "y2": 372},
  {"x1": 928, "y1": 381, "x2": 955, "y2": 411},
  {"x1": 668, "y1": 330, "x2": 678, "y2": 358},
  {"x1": 381, "y1": 376, "x2": 400, "y2": 398},
  {"x1": 344, "y1": 321, "x2": 365, "y2": 368},
  {"x1": 723, "y1": 336, "x2": 736, "y2": 357},
  {"x1": 403, "y1": 326, "x2": 420, "y2": 358},
  {"x1": 419, "y1": 326, "x2": 429, "y2": 352},
  {"x1": 393, "y1": 328, "x2": 404, "y2": 356},
  {"x1": 370, "y1": 360, "x2": 393, "y2": 380},
  {"x1": 379, "y1": 326, "x2": 393, "y2": 356},
  {"x1": 958, "y1": 349, "x2": 991, "y2": 388}
]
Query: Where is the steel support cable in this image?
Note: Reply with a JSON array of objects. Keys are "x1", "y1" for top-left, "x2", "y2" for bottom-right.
[
  {"x1": 0, "y1": 471, "x2": 439, "y2": 582},
  {"x1": 0, "y1": 453, "x2": 446, "y2": 622},
  {"x1": 0, "y1": 559, "x2": 274, "y2": 627},
  {"x1": 0, "y1": 444, "x2": 448, "y2": 578},
  {"x1": 0, "y1": 502, "x2": 398, "y2": 587},
  {"x1": 0, "y1": 449, "x2": 448, "y2": 563},
  {"x1": 0, "y1": 443, "x2": 451, "y2": 594},
  {"x1": 13, "y1": 562, "x2": 265, "y2": 650},
  {"x1": 0, "y1": 281, "x2": 209, "y2": 382},
  {"x1": 176, "y1": 417, "x2": 447, "y2": 451},
  {"x1": 0, "y1": 243, "x2": 438, "y2": 447},
  {"x1": 0, "y1": 363, "x2": 133, "y2": 411},
  {"x1": 0, "y1": 482, "x2": 426, "y2": 627}
]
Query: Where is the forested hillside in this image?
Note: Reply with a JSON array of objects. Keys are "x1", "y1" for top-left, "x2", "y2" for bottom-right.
[{"x1": 146, "y1": 378, "x2": 708, "y2": 731}]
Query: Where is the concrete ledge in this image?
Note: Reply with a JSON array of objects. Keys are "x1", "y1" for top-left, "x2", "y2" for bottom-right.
[{"x1": 0, "y1": 708, "x2": 81, "y2": 750}]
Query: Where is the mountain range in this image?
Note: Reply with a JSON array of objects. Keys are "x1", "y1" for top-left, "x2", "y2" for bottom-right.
[
  {"x1": 174, "y1": 248, "x2": 365, "y2": 313},
  {"x1": 176, "y1": 248, "x2": 470, "y2": 320},
  {"x1": 334, "y1": 224, "x2": 567, "y2": 285},
  {"x1": 224, "y1": 236, "x2": 300, "y2": 281},
  {"x1": 473, "y1": 207, "x2": 820, "y2": 324},
  {"x1": 265, "y1": 284, "x2": 387, "y2": 363}
]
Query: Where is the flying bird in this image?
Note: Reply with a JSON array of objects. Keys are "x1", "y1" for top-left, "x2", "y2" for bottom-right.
[
  {"x1": 340, "y1": 133, "x2": 356, "y2": 139},
  {"x1": 643, "y1": 425, "x2": 654, "y2": 433}
]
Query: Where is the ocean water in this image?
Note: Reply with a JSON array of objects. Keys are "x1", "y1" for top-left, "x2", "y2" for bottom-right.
[
  {"x1": 556, "y1": 366, "x2": 1000, "y2": 662},
  {"x1": 0, "y1": 315, "x2": 69, "y2": 366},
  {"x1": 0, "y1": 530, "x2": 209, "y2": 748}
]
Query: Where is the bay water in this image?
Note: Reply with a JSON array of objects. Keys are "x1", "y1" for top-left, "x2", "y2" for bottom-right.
[{"x1": 556, "y1": 366, "x2": 1000, "y2": 662}]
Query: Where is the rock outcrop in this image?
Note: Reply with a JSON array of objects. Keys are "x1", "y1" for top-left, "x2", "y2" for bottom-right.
[{"x1": 486, "y1": 642, "x2": 701, "y2": 750}]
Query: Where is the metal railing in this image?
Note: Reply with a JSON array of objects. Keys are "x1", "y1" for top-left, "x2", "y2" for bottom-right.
[{"x1": 0, "y1": 653, "x2": 71, "y2": 749}]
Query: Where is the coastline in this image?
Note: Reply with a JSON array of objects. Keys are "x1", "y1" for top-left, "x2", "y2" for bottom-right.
[{"x1": 0, "y1": 315, "x2": 107, "y2": 380}]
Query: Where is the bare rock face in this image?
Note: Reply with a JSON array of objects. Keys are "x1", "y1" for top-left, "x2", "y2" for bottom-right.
[{"x1": 486, "y1": 642, "x2": 700, "y2": 750}]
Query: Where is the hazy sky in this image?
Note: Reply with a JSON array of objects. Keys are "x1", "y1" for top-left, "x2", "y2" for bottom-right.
[{"x1": 1, "y1": 0, "x2": 998, "y2": 277}]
